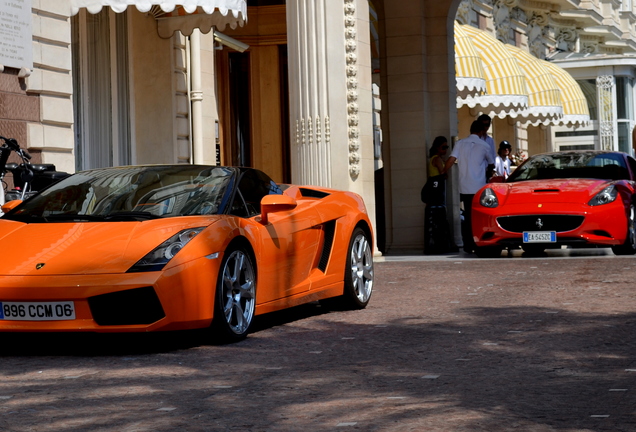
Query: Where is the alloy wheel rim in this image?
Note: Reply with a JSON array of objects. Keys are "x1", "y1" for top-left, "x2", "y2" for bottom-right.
[
  {"x1": 350, "y1": 234, "x2": 374, "y2": 302},
  {"x1": 221, "y1": 250, "x2": 255, "y2": 334}
]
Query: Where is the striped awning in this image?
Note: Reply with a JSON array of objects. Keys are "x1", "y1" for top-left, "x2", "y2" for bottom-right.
[
  {"x1": 505, "y1": 45, "x2": 563, "y2": 126},
  {"x1": 454, "y1": 22, "x2": 486, "y2": 99},
  {"x1": 541, "y1": 61, "x2": 590, "y2": 127},
  {"x1": 457, "y1": 25, "x2": 528, "y2": 118},
  {"x1": 70, "y1": 1, "x2": 247, "y2": 36}
]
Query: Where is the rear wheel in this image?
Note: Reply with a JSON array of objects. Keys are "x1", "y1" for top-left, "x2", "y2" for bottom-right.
[
  {"x1": 326, "y1": 227, "x2": 374, "y2": 310},
  {"x1": 210, "y1": 245, "x2": 256, "y2": 343},
  {"x1": 345, "y1": 227, "x2": 374, "y2": 308},
  {"x1": 612, "y1": 203, "x2": 636, "y2": 255}
]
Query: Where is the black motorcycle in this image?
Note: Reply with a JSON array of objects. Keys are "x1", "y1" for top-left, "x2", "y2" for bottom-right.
[{"x1": 0, "y1": 136, "x2": 70, "y2": 211}]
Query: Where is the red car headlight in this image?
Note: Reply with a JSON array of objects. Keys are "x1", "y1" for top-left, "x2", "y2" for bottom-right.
[
  {"x1": 479, "y1": 188, "x2": 499, "y2": 208},
  {"x1": 588, "y1": 185, "x2": 618, "y2": 206},
  {"x1": 128, "y1": 227, "x2": 205, "y2": 273}
]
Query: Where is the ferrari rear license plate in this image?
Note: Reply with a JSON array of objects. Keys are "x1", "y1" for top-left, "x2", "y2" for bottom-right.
[
  {"x1": 523, "y1": 232, "x2": 556, "y2": 243},
  {"x1": 0, "y1": 301, "x2": 76, "y2": 321}
]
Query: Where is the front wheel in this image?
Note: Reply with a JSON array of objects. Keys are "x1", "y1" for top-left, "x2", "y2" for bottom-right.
[
  {"x1": 210, "y1": 245, "x2": 256, "y2": 343},
  {"x1": 612, "y1": 203, "x2": 636, "y2": 255}
]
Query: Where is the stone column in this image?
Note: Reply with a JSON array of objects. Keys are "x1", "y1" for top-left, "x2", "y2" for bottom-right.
[{"x1": 287, "y1": 0, "x2": 376, "y2": 232}]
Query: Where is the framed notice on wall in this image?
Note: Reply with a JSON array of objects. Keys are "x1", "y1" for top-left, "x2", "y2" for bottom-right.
[{"x1": 0, "y1": 0, "x2": 33, "y2": 72}]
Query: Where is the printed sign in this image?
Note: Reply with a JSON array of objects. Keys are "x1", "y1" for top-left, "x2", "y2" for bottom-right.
[{"x1": 0, "y1": 0, "x2": 33, "y2": 70}]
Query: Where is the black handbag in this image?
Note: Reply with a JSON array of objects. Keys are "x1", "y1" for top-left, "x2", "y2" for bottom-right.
[{"x1": 420, "y1": 174, "x2": 446, "y2": 205}]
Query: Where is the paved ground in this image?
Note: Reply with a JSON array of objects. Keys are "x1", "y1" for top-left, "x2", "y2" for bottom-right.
[{"x1": 1, "y1": 250, "x2": 635, "y2": 431}]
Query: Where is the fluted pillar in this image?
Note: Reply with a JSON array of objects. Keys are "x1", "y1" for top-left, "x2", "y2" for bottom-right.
[{"x1": 286, "y1": 0, "x2": 374, "y2": 195}]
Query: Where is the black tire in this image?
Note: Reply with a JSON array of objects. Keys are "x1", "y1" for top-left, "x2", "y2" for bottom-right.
[
  {"x1": 474, "y1": 245, "x2": 503, "y2": 258},
  {"x1": 210, "y1": 245, "x2": 256, "y2": 343},
  {"x1": 326, "y1": 227, "x2": 374, "y2": 310},
  {"x1": 612, "y1": 203, "x2": 636, "y2": 255}
]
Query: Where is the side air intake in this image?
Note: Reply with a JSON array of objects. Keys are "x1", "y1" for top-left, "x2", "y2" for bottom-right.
[
  {"x1": 300, "y1": 188, "x2": 330, "y2": 199},
  {"x1": 318, "y1": 221, "x2": 336, "y2": 272}
]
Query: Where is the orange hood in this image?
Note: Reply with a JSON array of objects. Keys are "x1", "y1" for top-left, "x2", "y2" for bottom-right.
[{"x1": 0, "y1": 218, "x2": 220, "y2": 276}]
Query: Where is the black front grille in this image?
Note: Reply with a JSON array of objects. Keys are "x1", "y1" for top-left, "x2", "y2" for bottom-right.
[
  {"x1": 88, "y1": 286, "x2": 165, "y2": 326},
  {"x1": 497, "y1": 215, "x2": 584, "y2": 233}
]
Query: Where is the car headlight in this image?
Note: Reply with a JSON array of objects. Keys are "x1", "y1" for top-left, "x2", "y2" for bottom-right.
[
  {"x1": 128, "y1": 227, "x2": 205, "y2": 272},
  {"x1": 588, "y1": 185, "x2": 618, "y2": 206},
  {"x1": 479, "y1": 188, "x2": 499, "y2": 208}
]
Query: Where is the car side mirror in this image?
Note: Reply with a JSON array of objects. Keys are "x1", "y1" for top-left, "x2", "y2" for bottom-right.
[
  {"x1": 259, "y1": 195, "x2": 297, "y2": 224},
  {"x1": 1, "y1": 199, "x2": 22, "y2": 214}
]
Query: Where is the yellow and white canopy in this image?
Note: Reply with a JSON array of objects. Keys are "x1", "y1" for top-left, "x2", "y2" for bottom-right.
[
  {"x1": 505, "y1": 45, "x2": 563, "y2": 126},
  {"x1": 454, "y1": 22, "x2": 487, "y2": 99},
  {"x1": 541, "y1": 60, "x2": 591, "y2": 127},
  {"x1": 458, "y1": 25, "x2": 528, "y2": 118},
  {"x1": 455, "y1": 23, "x2": 589, "y2": 126}
]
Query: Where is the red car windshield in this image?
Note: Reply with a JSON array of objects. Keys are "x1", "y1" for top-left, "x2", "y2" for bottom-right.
[{"x1": 507, "y1": 152, "x2": 630, "y2": 182}]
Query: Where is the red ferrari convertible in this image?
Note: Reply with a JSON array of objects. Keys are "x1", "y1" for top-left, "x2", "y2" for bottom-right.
[
  {"x1": 472, "y1": 150, "x2": 636, "y2": 257},
  {"x1": 0, "y1": 165, "x2": 374, "y2": 342}
]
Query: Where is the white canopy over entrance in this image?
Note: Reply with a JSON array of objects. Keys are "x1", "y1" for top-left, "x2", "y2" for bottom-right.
[{"x1": 70, "y1": 0, "x2": 247, "y2": 36}]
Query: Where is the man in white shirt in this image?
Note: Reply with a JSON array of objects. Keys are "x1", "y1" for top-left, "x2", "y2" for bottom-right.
[{"x1": 444, "y1": 120, "x2": 495, "y2": 253}]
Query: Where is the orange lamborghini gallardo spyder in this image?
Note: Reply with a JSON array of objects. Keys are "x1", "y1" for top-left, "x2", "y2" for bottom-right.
[{"x1": 0, "y1": 165, "x2": 373, "y2": 342}]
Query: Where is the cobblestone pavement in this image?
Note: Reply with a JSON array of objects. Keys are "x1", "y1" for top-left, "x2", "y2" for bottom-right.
[{"x1": 1, "y1": 253, "x2": 635, "y2": 432}]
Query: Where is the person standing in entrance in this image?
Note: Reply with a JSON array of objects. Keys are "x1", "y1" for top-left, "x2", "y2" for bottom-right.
[
  {"x1": 495, "y1": 140, "x2": 512, "y2": 179},
  {"x1": 478, "y1": 114, "x2": 497, "y2": 163},
  {"x1": 444, "y1": 121, "x2": 495, "y2": 254},
  {"x1": 423, "y1": 136, "x2": 454, "y2": 254}
]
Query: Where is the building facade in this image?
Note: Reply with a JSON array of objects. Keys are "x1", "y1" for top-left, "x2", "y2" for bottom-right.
[{"x1": 1, "y1": 0, "x2": 635, "y2": 254}]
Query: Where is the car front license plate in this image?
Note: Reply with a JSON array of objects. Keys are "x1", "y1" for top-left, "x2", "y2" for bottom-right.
[
  {"x1": 0, "y1": 301, "x2": 76, "y2": 321},
  {"x1": 523, "y1": 231, "x2": 556, "y2": 243}
]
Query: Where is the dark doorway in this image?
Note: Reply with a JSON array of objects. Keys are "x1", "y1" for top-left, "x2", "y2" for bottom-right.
[
  {"x1": 229, "y1": 52, "x2": 251, "y2": 167},
  {"x1": 279, "y1": 45, "x2": 291, "y2": 183}
]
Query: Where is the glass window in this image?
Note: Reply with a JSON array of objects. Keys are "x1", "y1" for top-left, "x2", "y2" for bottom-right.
[
  {"x1": 618, "y1": 121, "x2": 631, "y2": 154},
  {"x1": 230, "y1": 169, "x2": 282, "y2": 218},
  {"x1": 5, "y1": 166, "x2": 236, "y2": 222},
  {"x1": 508, "y1": 152, "x2": 629, "y2": 182},
  {"x1": 616, "y1": 77, "x2": 634, "y2": 120},
  {"x1": 577, "y1": 79, "x2": 598, "y2": 121}
]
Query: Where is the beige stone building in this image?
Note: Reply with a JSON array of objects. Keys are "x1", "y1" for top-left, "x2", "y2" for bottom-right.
[{"x1": 0, "y1": 0, "x2": 634, "y2": 254}]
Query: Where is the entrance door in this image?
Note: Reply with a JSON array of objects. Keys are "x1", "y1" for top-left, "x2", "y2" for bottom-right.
[{"x1": 217, "y1": 44, "x2": 290, "y2": 183}]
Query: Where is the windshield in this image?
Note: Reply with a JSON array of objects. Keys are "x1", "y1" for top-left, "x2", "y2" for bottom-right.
[
  {"x1": 4, "y1": 165, "x2": 236, "y2": 222},
  {"x1": 507, "y1": 152, "x2": 629, "y2": 182}
]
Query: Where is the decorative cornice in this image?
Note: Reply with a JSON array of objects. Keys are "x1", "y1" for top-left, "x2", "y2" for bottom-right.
[{"x1": 517, "y1": 0, "x2": 558, "y2": 12}]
